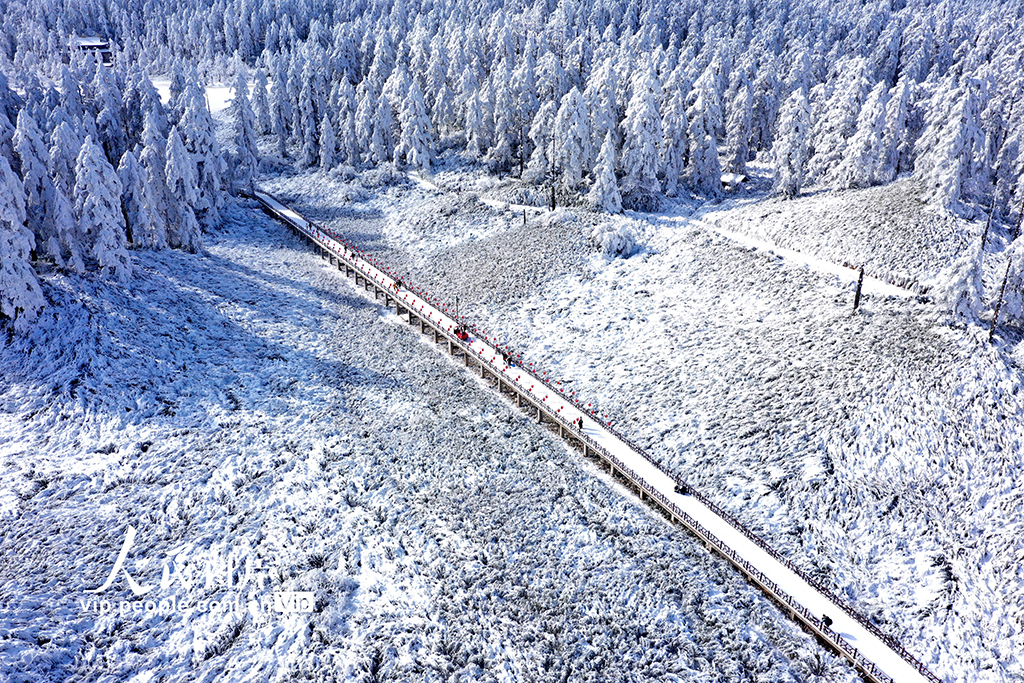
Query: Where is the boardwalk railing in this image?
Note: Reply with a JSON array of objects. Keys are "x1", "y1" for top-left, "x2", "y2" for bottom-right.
[{"x1": 251, "y1": 190, "x2": 943, "y2": 683}]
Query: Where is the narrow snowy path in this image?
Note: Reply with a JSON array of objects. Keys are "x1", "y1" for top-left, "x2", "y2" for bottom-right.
[{"x1": 254, "y1": 190, "x2": 940, "y2": 683}]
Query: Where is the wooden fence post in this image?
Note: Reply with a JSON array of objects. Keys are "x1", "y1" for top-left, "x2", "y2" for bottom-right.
[{"x1": 853, "y1": 266, "x2": 865, "y2": 312}]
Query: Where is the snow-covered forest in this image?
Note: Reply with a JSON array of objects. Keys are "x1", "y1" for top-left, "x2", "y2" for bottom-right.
[{"x1": 1, "y1": 0, "x2": 1023, "y2": 329}]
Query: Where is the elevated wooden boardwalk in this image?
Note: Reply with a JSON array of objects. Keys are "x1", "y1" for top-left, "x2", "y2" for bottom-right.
[{"x1": 252, "y1": 189, "x2": 943, "y2": 683}]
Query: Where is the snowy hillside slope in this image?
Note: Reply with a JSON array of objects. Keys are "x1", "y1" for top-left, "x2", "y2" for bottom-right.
[
  {"x1": 265, "y1": 160, "x2": 1024, "y2": 683},
  {"x1": 1, "y1": 202, "x2": 843, "y2": 682},
  {"x1": 697, "y1": 171, "x2": 985, "y2": 293}
]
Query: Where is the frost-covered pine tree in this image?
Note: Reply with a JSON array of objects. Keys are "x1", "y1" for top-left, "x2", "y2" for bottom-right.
[
  {"x1": 372, "y1": 93, "x2": 395, "y2": 164},
  {"x1": 179, "y1": 82, "x2": 224, "y2": 228},
  {"x1": 932, "y1": 233, "x2": 985, "y2": 322},
  {"x1": 0, "y1": 161, "x2": 43, "y2": 331},
  {"x1": 93, "y1": 66, "x2": 128, "y2": 165},
  {"x1": 914, "y1": 81, "x2": 986, "y2": 212},
  {"x1": 319, "y1": 111, "x2": 336, "y2": 171},
  {"x1": 583, "y1": 57, "x2": 620, "y2": 159},
  {"x1": 297, "y1": 66, "x2": 319, "y2": 167},
  {"x1": 138, "y1": 110, "x2": 170, "y2": 249},
  {"x1": 118, "y1": 149, "x2": 162, "y2": 249},
  {"x1": 43, "y1": 179, "x2": 83, "y2": 272},
  {"x1": 463, "y1": 90, "x2": 489, "y2": 157},
  {"x1": 0, "y1": 111, "x2": 16, "y2": 171},
  {"x1": 524, "y1": 100, "x2": 556, "y2": 185},
  {"x1": 252, "y1": 68, "x2": 272, "y2": 135},
  {"x1": 339, "y1": 110, "x2": 358, "y2": 167},
  {"x1": 687, "y1": 85, "x2": 722, "y2": 198},
  {"x1": 0, "y1": 154, "x2": 44, "y2": 331},
  {"x1": 725, "y1": 83, "x2": 753, "y2": 175},
  {"x1": 880, "y1": 78, "x2": 912, "y2": 183},
  {"x1": 620, "y1": 64, "x2": 663, "y2": 195},
  {"x1": 75, "y1": 136, "x2": 131, "y2": 281},
  {"x1": 431, "y1": 83, "x2": 457, "y2": 136},
  {"x1": 13, "y1": 110, "x2": 52, "y2": 253},
  {"x1": 552, "y1": 87, "x2": 588, "y2": 188},
  {"x1": 588, "y1": 132, "x2": 622, "y2": 213},
  {"x1": 660, "y1": 85, "x2": 688, "y2": 196},
  {"x1": 229, "y1": 72, "x2": 259, "y2": 193},
  {"x1": 397, "y1": 80, "x2": 433, "y2": 171},
  {"x1": 49, "y1": 121, "x2": 81, "y2": 200},
  {"x1": 486, "y1": 60, "x2": 516, "y2": 171},
  {"x1": 807, "y1": 57, "x2": 871, "y2": 184},
  {"x1": 773, "y1": 88, "x2": 812, "y2": 198},
  {"x1": 270, "y1": 60, "x2": 291, "y2": 158},
  {"x1": 835, "y1": 82, "x2": 889, "y2": 190},
  {"x1": 164, "y1": 126, "x2": 202, "y2": 253}
]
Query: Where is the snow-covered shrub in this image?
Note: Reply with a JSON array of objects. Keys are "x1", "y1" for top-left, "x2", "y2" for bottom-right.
[
  {"x1": 591, "y1": 220, "x2": 638, "y2": 259},
  {"x1": 359, "y1": 162, "x2": 405, "y2": 188},
  {"x1": 437, "y1": 191, "x2": 482, "y2": 217},
  {"x1": 621, "y1": 188, "x2": 662, "y2": 212},
  {"x1": 329, "y1": 165, "x2": 358, "y2": 182}
]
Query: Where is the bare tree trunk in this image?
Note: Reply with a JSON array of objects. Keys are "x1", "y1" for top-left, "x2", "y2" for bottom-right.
[{"x1": 990, "y1": 257, "x2": 1013, "y2": 343}]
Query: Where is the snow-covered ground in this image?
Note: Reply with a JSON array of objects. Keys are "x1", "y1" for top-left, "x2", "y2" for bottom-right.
[
  {"x1": 262, "y1": 156, "x2": 1024, "y2": 683},
  {"x1": 1, "y1": 201, "x2": 846, "y2": 682}
]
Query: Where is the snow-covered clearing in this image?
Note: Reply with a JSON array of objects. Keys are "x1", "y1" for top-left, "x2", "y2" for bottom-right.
[
  {"x1": 1, "y1": 202, "x2": 835, "y2": 682},
  {"x1": 258, "y1": 187, "x2": 937, "y2": 683},
  {"x1": 263, "y1": 159, "x2": 1024, "y2": 683}
]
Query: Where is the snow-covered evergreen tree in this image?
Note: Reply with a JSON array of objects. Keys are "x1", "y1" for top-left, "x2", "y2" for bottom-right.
[
  {"x1": 915, "y1": 81, "x2": 987, "y2": 212},
  {"x1": 229, "y1": 72, "x2": 259, "y2": 193},
  {"x1": 43, "y1": 179, "x2": 83, "y2": 272},
  {"x1": 552, "y1": 87, "x2": 588, "y2": 188},
  {"x1": 808, "y1": 57, "x2": 871, "y2": 184},
  {"x1": 524, "y1": 100, "x2": 556, "y2": 185},
  {"x1": 583, "y1": 57, "x2": 620, "y2": 168},
  {"x1": 620, "y1": 65, "x2": 663, "y2": 195},
  {"x1": 297, "y1": 64, "x2": 319, "y2": 167},
  {"x1": 13, "y1": 110, "x2": 52, "y2": 254},
  {"x1": 0, "y1": 111, "x2": 16, "y2": 171},
  {"x1": 773, "y1": 88, "x2": 812, "y2": 198},
  {"x1": 463, "y1": 89, "x2": 490, "y2": 157},
  {"x1": 880, "y1": 78, "x2": 913, "y2": 182},
  {"x1": 660, "y1": 85, "x2": 688, "y2": 196},
  {"x1": 118, "y1": 149, "x2": 156, "y2": 247},
  {"x1": 319, "y1": 111, "x2": 336, "y2": 171},
  {"x1": 339, "y1": 110, "x2": 358, "y2": 167},
  {"x1": 75, "y1": 136, "x2": 131, "y2": 281},
  {"x1": 138, "y1": 110, "x2": 170, "y2": 250},
  {"x1": 179, "y1": 82, "x2": 224, "y2": 228},
  {"x1": 0, "y1": 154, "x2": 43, "y2": 331},
  {"x1": 164, "y1": 126, "x2": 202, "y2": 253},
  {"x1": 93, "y1": 65, "x2": 128, "y2": 165},
  {"x1": 48, "y1": 121, "x2": 80, "y2": 200},
  {"x1": 270, "y1": 60, "x2": 291, "y2": 158},
  {"x1": 725, "y1": 83, "x2": 753, "y2": 175},
  {"x1": 372, "y1": 93, "x2": 395, "y2": 164},
  {"x1": 932, "y1": 233, "x2": 985, "y2": 321},
  {"x1": 252, "y1": 68, "x2": 272, "y2": 135},
  {"x1": 687, "y1": 85, "x2": 722, "y2": 198},
  {"x1": 588, "y1": 132, "x2": 622, "y2": 213},
  {"x1": 397, "y1": 80, "x2": 433, "y2": 171},
  {"x1": 835, "y1": 82, "x2": 889, "y2": 190}
]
